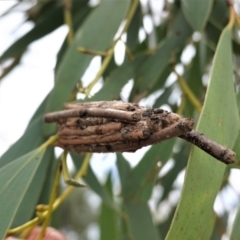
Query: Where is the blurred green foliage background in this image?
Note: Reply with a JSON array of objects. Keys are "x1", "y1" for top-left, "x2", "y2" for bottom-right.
[{"x1": 1, "y1": 0, "x2": 240, "y2": 239}]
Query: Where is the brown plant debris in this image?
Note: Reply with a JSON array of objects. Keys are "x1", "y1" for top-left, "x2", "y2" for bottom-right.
[{"x1": 44, "y1": 101, "x2": 235, "y2": 164}]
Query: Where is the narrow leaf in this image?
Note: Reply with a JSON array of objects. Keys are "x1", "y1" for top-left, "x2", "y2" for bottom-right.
[
  {"x1": 11, "y1": 147, "x2": 54, "y2": 227},
  {"x1": 130, "y1": 10, "x2": 192, "y2": 100},
  {"x1": 166, "y1": 26, "x2": 240, "y2": 240},
  {"x1": 55, "y1": 4, "x2": 92, "y2": 72},
  {"x1": 116, "y1": 153, "x2": 131, "y2": 189},
  {"x1": 230, "y1": 207, "x2": 240, "y2": 240},
  {"x1": 127, "y1": 4, "x2": 142, "y2": 51},
  {"x1": 122, "y1": 140, "x2": 175, "y2": 203},
  {"x1": 182, "y1": 0, "x2": 214, "y2": 31},
  {"x1": 160, "y1": 144, "x2": 190, "y2": 202},
  {"x1": 124, "y1": 202, "x2": 161, "y2": 240},
  {"x1": 46, "y1": 0, "x2": 130, "y2": 114},
  {"x1": 90, "y1": 56, "x2": 144, "y2": 102},
  {"x1": 0, "y1": 148, "x2": 45, "y2": 239},
  {"x1": 99, "y1": 173, "x2": 118, "y2": 240}
]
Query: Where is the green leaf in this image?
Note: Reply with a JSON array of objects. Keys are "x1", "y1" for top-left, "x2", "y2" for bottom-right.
[
  {"x1": 127, "y1": 4, "x2": 142, "y2": 52},
  {"x1": 90, "y1": 61, "x2": 135, "y2": 101},
  {"x1": 55, "y1": 4, "x2": 92, "y2": 72},
  {"x1": 99, "y1": 173, "x2": 118, "y2": 240},
  {"x1": 209, "y1": 0, "x2": 228, "y2": 29},
  {"x1": 11, "y1": 147, "x2": 54, "y2": 227},
  {"x1": 72, "y1": 54, "x2": 146, "y2": 104},
  {"x1": 153, "y1": 85, "x2": 173, "y2": 108},
  {"x1": 124, "y1": 202, "x2": 161, "y2": 240},
  {"x1": 158, "y1": 207, "x2": 176, "y2": 239},
  {"x1": 130, "y1": 10, "x2": 192, "y2": 101},
  {"x1": 0, "y1": 148, "x2": 45, "y2": 239},
  {"x1": 231, "y1": 130, "x2": 240, "y2": 168},
  {"x1": 183, "y1": 43, "x2": 205, "y2": 116},
  {"x1": 211, "y1": 213, "x2": 228, "y2": 240},
  {"x1": 46, "y1": 0, "x2": 130, "y2": 113},
  {"x1": 166, "y1": 26, "x2": 240, "y2": 240},
  {"x1": 149, "y1": 66, "x2": 171, "y2": 96},
  {"x1": 122, "y1": 139, "x2": 175, "y2": 203},
  {"x1": 159, "y1": 143, "x2": 190, "y2": 202},
  {"x1": 90, "y1": 56, "x2": 145, "y2": 101},
  {"x1": 38, "y1": 153, "x2": 59, "y2": 205},
  {"x1": 182, "y1": 0, "x2": 214, "y2": 31},
  {"x1": 116, "y1": 153, "x2": 132, "y2": 189},
  {"x1": 230, "y1": 206, "x2": 240, "y2": 240}
]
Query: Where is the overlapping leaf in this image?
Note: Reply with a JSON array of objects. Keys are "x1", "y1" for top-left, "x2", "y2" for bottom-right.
[{"x1": 182, "y1": 0, "x2": 214, "y2": 31}]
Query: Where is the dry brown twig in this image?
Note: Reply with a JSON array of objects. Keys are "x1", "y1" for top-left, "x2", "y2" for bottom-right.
[{"x1": 44, "y1": 101, "x2": 235, "y2": 164}]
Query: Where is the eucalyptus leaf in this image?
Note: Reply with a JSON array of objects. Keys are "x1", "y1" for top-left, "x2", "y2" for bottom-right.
[
  {"x1": 159, "y1": 143, "x2": 190, "y2": 202},
  {"x1": 121, "y1": 139, "x2": 175, "y2": 203},
  {"x1": 116, "y1": 153, "x2": 131, "y2": 189},
  {"x1": 99, "y1": 173, "x2": 118, "y2": 240},
  {"x1": 182, "y1": 0, "x2": 214, "y2": 31},
  {"x1": 124, "y1": 202, "x2": 161, "y2": 240},
  {"x1": 130, "y1": 10, "x2": 192, "y2": 101},
  {"x1": 0, "y1": 148, "x2": 45, "y2": 239},
  {"x1": 166, "y1": 24, "x2": 240, "y2": 240},
  {"x1": 11, "y1": 147, "x2": 54, "y2": 227},
  {"x1": 230, "y1": 206, "x2": 240, "y2": 240}
]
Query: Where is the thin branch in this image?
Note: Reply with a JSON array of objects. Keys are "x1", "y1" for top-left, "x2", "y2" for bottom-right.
[
  {"x1": 85, "y1": 48, "x2": 114, "y2": 96},
  {"x1": 0, "y1": 52, "x2": 23, "y2": 81},
  {"x1": 37, "y1": 162, "x2": 61, "y2": 240},
  {"x1": 78, "y1": 47, "x2": 108, "y2": 57},
  {"x1": 180, "y1": 131, "x2": 235, "y2": 164},
  {"x1": 39, "y1": 135, "x2": 58, "y2": 151},
  {"x1": 64, "y1": 0, "x2": 74, "y2": 44},
  {"x1": 44, "y1": 108, "x2": 141, "y2": 123}
]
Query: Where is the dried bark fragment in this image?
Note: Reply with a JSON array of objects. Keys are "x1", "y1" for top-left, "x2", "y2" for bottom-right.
[{"x1": 44, "y1": 101, "x2": 236, "y2": 164}]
